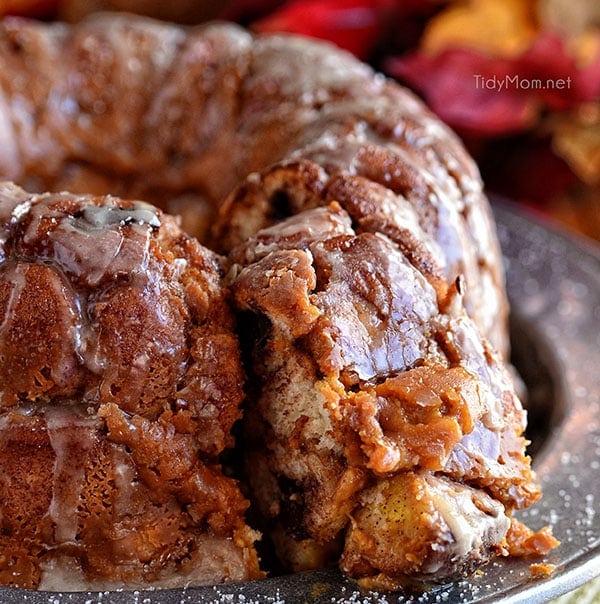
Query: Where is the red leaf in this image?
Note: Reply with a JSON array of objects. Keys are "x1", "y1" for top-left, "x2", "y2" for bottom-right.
[
  {"x1": 513, "y1": 32, "x2": 600, "y2": 110},
  {"x1": 387, "y1": 48, "x2": 538, "y2": 136},
  {"x1": 387, "y1": 33, "x2": 600, "y2": 136},
  {"x1": 253, "y1": 0, "x2": 394, "y2": 58},
  {"x1": 0, "y1": 0, "x2": 57, "y2": 16}
]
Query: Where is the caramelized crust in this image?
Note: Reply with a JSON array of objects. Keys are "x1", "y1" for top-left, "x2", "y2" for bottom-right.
[
  {"x1": 0, "y1": 183, "x2": 261, "y2": 589},
  {"x1": 230, "y1": 203, "x2": 540, "y2": 585}
]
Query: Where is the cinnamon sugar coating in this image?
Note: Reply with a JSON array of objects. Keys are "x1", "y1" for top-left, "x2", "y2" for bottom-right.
[{"x1": 0, "y1": 183, "x2": 261, "y2": 589}]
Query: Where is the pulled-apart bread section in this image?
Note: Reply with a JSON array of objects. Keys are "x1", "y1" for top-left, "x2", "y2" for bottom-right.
[
  {"x1": 228, "y1": 202, "x2": 544, "y2": 587},
  {"x1": 0, "y1": 183, "x2": 262, "y2": 590},
  {"x1": 0, "y1": 13, "x2": 558, "y2": 591}
]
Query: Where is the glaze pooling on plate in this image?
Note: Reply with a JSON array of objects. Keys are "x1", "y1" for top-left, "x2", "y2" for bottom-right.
[{"x1": 1, "y1": 204, "x2": 599, "y2": 602}]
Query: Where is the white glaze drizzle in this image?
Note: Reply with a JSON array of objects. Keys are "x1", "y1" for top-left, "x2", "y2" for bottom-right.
[{"x1": 44, "y1": 405, "x2": 98, "y2": 543}]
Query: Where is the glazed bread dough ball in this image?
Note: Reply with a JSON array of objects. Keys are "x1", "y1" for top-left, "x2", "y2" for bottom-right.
[{"x1": 0, "y1": 183, "x2": 261, "y2": 589}]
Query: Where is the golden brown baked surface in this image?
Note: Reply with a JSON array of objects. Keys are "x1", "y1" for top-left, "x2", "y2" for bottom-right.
[
  {"x1": 0, "y1": 13, "x2": 507, "y2": 355},
  {"x1": 0, "y1": 14, "x2": 552, "y2": 591},
  {"x1": 0, "y1": 182, "x2": 261, "y2": 589}
]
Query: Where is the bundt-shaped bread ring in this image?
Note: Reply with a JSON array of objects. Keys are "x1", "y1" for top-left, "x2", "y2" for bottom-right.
[
  {"x1": 0, "y1": 12, "x2": 554, "y2": 592},
  {"x1": 0, "y1": 13, "x2": 507, "y2": 355},
  {"x1": 0, "y1": 182, "x2": 261, "y2": 589}
]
